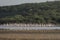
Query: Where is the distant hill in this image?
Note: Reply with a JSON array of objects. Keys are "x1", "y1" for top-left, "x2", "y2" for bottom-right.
[{"x1": 0, "y1": 1, "x2": 60, "y2": 24}]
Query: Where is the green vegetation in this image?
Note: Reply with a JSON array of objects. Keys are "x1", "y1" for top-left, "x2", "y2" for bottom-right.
[{"x1": 0, "y1": 1, "x2": 60, "y2": 24}]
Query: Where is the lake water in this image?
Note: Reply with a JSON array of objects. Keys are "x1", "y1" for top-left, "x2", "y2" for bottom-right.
[{"x1": 0, "y1": 25, "x2": 60, "y2": 30}]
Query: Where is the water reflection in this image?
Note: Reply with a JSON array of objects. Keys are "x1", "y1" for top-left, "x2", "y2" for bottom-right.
[{"x1": 0, "y1": 25, "x2": 60, "y2": 30}]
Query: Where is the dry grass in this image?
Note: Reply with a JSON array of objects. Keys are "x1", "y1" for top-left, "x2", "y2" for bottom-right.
[{"x1": 0, "y1": 30, "x2": 60, "y2": 40}]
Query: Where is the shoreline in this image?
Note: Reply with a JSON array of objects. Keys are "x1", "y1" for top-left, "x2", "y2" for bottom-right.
[{"x1": 0, "y1": 23, "x2": 60, "y2": 27}]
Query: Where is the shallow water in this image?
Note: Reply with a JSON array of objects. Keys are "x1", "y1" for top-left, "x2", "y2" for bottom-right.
[{"x1": 0, "y1": 25, "x2": 60, "y2": 30}]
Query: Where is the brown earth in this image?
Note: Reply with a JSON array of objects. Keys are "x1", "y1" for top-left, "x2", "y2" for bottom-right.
[{"x1": 0, "y1": 30, "x2": 60, "y2": 40}]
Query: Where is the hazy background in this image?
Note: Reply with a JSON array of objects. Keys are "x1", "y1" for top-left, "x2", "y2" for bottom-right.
[{"x1": 0, "y1": 0, "x2": 54, "y2": 6}]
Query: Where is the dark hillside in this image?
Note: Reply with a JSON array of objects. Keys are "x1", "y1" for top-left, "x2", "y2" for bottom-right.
[{"x1": 0, "y1": 1, "x2": 60, "y2": 24}]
